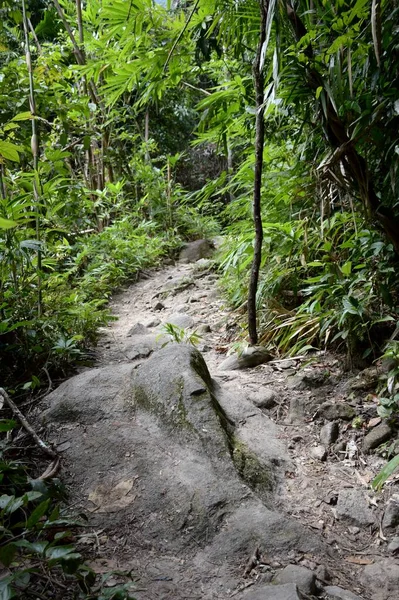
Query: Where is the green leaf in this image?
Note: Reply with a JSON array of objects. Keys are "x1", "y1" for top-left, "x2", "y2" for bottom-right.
[
  {"x1": 46, "y1": 544, "x2": 76, "y2": 561},
  {"x1": 11, "y1": 112, "x2": 32, "y2": 122},
  {"x1": 15, "y1": 539, "x2": 48, "y2": 555},
  {"x1": 315, "y1": 86, "x2": 323, "y2": 99},
  {"x1": 26, "y1": 498, "x2": 50, "y2": 528},
  {"x1": 372, "y1": 454, "x2": 399, "y2": 491},
  {"x1": 0, "y1": 217, "x2": 18, "y2": 230},
  {"x1": 341, "y1": 261, "x2": 352, "y2": 276},
  {"x1": 0, "y1": 579, "x2": 14, "y2": 600},
  {"x1": 0, "y1": 495, "x2": 24, "y2": 514},
  {"x1": 0, "y1": 544, "x2": 16, "y2": 567},
  {"x1": 0, "y1": 420, "x2": 16, "y2": 432},
  {"x1": 0, "y1": 141, "x2": 20, "y2": 162}
]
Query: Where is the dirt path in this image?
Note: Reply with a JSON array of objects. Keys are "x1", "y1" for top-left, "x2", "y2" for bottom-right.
[{"x1": 53, "y1": 246, "x2": 399, "y2": 600}]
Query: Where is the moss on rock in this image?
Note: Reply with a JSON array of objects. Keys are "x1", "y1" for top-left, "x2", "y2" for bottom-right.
[{"x1": 232, "y1": 438, "x2": 274, "y2": 498}]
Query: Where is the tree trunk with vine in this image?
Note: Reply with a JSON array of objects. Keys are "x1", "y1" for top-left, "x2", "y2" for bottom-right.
[{"x1": 248, "y1": 1, "x2": 269, "y2": 345}]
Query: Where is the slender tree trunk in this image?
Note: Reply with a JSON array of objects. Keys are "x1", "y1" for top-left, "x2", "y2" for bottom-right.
[
  {"x1": 248, "y1": 1, "x2": 268, "y2": 345},
  {"x1": 22, "y1": 0, "x2": 42, "y2": 316},
  {"x1": 144, "y1": 109, "x2": 150, "y2": 162},
  {"x1": 0, "y1": 164, "x2": 6, "y2": 200}
]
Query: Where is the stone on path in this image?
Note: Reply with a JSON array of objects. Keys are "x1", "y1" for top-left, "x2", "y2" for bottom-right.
[
  {"x1": 383, "y1": 494, "x2": 399, "y2": 529},
  {"x1": 219, "y1": 346, "x2": 273, "y2": 371},
  {"x1": 179, "y1": 239, "x2": 214, "y2": 263},
  {"x1": 285, "y1": 397, "x2": 306, "y2": 424},
  {"x1": 310, "y1": 445, "x2": 327, "y2": 462},
  {"x1": 127, "y1": 322, "x2": 149, "y2": 336},
  {"x1": 387, "y1": 537, "x2": 399, "y2": 553},
  {"x1": 317, "y1": 402, "x2": 356, "y2": 421},
  {"x1": 250, "y1": 388, "x2": 277, "y2": 409},
  {"x1": 164, "y1": 312, "x2": 195, "y2": 329},
  {"x1": 362, "y1": 422, "x2": 392, "y2": 453},
  {"x1": 336, "y1": 489, "x2": 375, "y2": 526},
  {"x1": 324, "y1": 585, "x2": 364, "y2": 600},
  {"x1": 125, "y1": 333, "x2": 167, "y2": 360},
  {"x1": 273, "y1": 564, "x2": 317, "y2": 595},
  {"x1": 241, "y1": 583, "x2": 302, "y2": 600},
  {"x1": 362, "y1": 558, "x2": 399, "y2": 600},
  {"x1": 320, "y1": 421, "x2": 339, "y2": 446}
]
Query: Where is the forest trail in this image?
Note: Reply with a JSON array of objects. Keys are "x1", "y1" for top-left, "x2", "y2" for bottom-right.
[{"x1": 43, "y1": 242, "x2": 399, "y2": 600}]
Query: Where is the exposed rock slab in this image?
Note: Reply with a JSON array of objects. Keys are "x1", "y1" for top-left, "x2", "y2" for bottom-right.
[
  {"x1": 324, "y1": 586, "x2": 364, "y2": 600},
  {"x1": 42, "y1": 344, "x2": 320, "y2": 594},
  {"x1": 362, "y1": 559, "x2": 399, "y2": 600},
  {"x1": 242, "y1": 583, "x2": 302, "y2": 600},
  {"x1": 273, "y1": 564, "x2": 316, "y2": 595}
]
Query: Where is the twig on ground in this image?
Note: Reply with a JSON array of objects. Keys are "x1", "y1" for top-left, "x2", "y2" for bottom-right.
[{"x1": 0, "y1": 387, "x2": 58, "y2": 460}]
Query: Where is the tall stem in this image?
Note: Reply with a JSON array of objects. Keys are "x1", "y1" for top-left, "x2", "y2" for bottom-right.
[
  {"x1": 248, "y1": 1, "x2": 268, "y2": 345},
  {"x1": 22, "y1": 0, "x2": 42, "y2": 316}
]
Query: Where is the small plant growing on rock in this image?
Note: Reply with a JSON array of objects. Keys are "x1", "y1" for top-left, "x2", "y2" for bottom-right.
[{"x1": 160, "y1": 323, "x2": 201, "y2": 347}]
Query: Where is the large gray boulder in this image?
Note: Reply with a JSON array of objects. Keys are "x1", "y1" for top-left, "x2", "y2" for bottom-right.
[
  {"x1": 42, "y1": 344, "x2": 321, "y2": 597},
  {"x1": 179, "y1": 239, "x2": 214, "y2": 263}
]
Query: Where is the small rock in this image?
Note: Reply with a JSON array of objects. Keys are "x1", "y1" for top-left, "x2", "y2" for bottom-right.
[
  {"x1": 362, "y1": 558, "x2": 399, "y2": 600},
  {"x1": 273, "y1": 564, "x2": 317, "y2": 595},
  {"x1": 174, "y1": 304, "x2": 187, "y2": 313},
  {"x1": 277, "y1": 359, "x2": 297, "y2": 370},
  {"x1": 350, "y1": 366, "x2": 380, "y2": 390},
  {"x1": 311, "y1": 445, "x2": 327, "y2": 462},
  {"x1": 244, "y1": 582, "x2": 302, "y2": 600},
  {"x1": 197, "y1": 323, "x2": 211, "y2": 334},
  {"x1": 336, "y1": 489, "x2": 375, "y2": 526},
  {"x1": 324, "y1": 585, "x2": 363, "y2": 600},
  {"x1": 179, "y1": 239, "x2": 214, "y2": 263},
  {"x1": 315, "y1": 564, "x2": 330, "y2": 582},
  {"x1": 165, "y1": 313, "x2": 195, "y2": 329},
  {"x1": 127, "y1": 323, "x2": 149, "y2": 337},
  {"x1": 285, "y1": 397, "x2": 306, "y2": 424},
  {"x1": 363, "y1": 422, "x2": 392, "y2": 453},
  {"x1": 382, "y1": 494, "x2": 399, "y2": 529},
  {"x1": 317, "y1": 402, "x2": 356, "y2": 421},
  {"x1": 145, "y1": 318, "x2": 160, "y2": 328},
  {"x1": 218, "y1": 347, "x2": 273, "y2": 371},
  {"x1": 320, "y1": 421, "x2": 339, "y2": 446},
  {"x1": 333, "y1": 440, "x2": 347, "y2": 458},
  {"x1": 250, "y1": 388, "x2": 278, "y2": 409},
  {"x1": 153, "y1": 302, "x2": 165, "y2": 311},
  {"x1": 287, "y1": 371, "x2": 329, "y2": 390},
  {"x1": 193, "y1": 257, "x2": 213, "y2": 270},
  {"x1": 387, "y1": 537, "x2": 399, "y2": 553},
  {"x1": 348, "y1": 526, "x2": 360, "y2": 535}
]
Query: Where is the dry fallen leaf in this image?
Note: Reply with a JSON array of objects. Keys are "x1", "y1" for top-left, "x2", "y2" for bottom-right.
[
  {"x1": 88, "y1": 478, "x2": 137, "y2": 513},
  {"x1": 367, "y1": 417, "x2": 381, "y2": 429}
]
